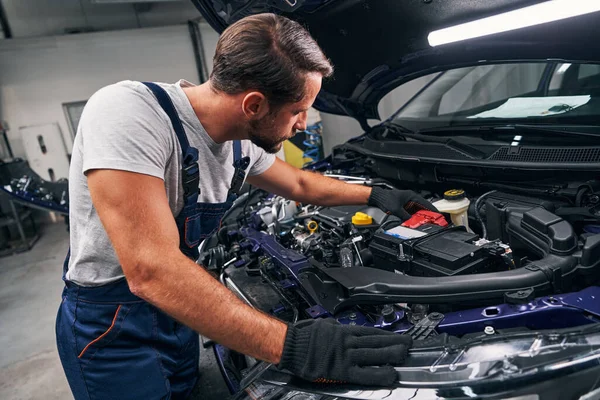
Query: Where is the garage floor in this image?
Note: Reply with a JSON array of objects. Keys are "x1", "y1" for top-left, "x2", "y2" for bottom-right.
[
  {"x1": 0, "y1": 222, "x2": 227, "y2": 400},
  {"x1": 0, "y1": 222, "x2": 71, "y2": 399}
]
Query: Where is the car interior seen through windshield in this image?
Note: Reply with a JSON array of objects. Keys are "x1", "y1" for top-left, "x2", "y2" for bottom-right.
[{"x1": 396, "y1": 62, "x2": 600, "y2": 127}]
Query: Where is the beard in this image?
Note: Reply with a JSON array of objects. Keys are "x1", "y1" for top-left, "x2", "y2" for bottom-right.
[{"x1": 247, "y1": 116, "x2": 292, "y2": 154}]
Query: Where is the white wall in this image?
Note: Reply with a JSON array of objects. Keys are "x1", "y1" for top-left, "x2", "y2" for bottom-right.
[
  {"x1": 0, "y1": 23, "x2": 219, "y2": 158},
  {"x1": 199, "y1": 22, "x2": 218, "y2": 75}
]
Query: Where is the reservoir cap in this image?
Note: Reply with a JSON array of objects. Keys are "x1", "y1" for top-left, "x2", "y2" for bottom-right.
[
  {"x1": 352, "y1": 212, "x2": 373, "y2": 225},
  {"x1": 444, "y1": 189, "x2": 466, "y2": 201}
]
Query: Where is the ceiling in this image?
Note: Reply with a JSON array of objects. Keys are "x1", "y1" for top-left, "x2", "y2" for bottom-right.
[{"x1": 0, "y1": 0, "x2": 202, "y2": 39}]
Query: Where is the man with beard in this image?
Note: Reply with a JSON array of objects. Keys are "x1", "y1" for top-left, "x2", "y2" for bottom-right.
[{"x1": 56, "y1": 13, "x2": 432, "y2": 400}]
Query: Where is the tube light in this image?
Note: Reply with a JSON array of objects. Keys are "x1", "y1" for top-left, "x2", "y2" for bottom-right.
[
  {"x1": 428, "y1": 0, "x2": 600, "y2": 47},
  {"x1": 556, "y1": 63, "x2": 572, "y2": 74}
]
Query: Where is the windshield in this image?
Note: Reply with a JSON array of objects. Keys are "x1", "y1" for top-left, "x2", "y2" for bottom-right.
[{"x1": 394, "y1": 62, "x2": 600, "y2": 128}]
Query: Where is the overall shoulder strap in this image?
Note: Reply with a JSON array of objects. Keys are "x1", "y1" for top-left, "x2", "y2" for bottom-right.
[
  {"x1": 142, "y1": 82, "x2": 190, "y2": 153},
  {"x1": 233, "y1": 140, "x2": 242, "y2": 163},
  {"x1": 229, "y1": 140, "x2": 250, "y2": 197},
  {"x1": 142, "y1": 82, "x2": 200, "y2": 203}
]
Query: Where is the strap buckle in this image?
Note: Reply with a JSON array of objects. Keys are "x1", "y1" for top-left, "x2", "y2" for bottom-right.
[
  {"x1": 229, "y1": 169, "x2": 245, "y2": 196},
  {"x1": 233, "y1": 155, "x2": 250, "y2": 170},
  {"x1": 229, "y1": 156, "x2": 250, "y2": 196},
  {"x1": 181, "y1": 147, "x2": 200, "y2": 198},
  {"x1": 182, "y1": 162, "x2": 200, "y2": 197}
]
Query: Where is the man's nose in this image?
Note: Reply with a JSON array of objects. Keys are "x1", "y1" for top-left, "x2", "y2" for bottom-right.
[{"x1": 294, "y1": 111, "x2": 308, "y2": 131}]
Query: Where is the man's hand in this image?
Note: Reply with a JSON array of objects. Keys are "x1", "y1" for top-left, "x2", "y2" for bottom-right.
[
  {"x1": 368, "y1": 187, "x2": 437, "y2": 220},
  {"x1": 278, "y1": 319, "x2": 412, "y2": 386}
]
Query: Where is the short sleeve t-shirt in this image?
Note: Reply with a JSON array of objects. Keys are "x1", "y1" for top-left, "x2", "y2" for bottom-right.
[{"x1": 66, "y1": 80, "x2": 275, "y2": 286}]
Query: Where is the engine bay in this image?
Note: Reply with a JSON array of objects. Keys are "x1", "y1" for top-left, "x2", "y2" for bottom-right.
[
  {"x1": 202, "y1": 166, "x2": 600, "y2": 341},
  {"x1": 254, "y1": 200, "x2": 515, "y2": 279}
]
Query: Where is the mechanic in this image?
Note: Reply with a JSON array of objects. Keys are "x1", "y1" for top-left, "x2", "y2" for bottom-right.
[{"x1": 56, "y1": 13, "x2": 434, "y2": 400}]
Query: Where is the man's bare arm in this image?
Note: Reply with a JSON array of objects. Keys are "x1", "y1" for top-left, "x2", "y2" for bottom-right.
[
  {"x1": 248, "y1": 158, "x2": 371, "y2": 206},
  {"x1": 87, "y1": 169, "x2": 287, "y2": 364}
]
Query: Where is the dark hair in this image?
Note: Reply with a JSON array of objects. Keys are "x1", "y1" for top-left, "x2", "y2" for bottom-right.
[{"x1": 210, "y1": 13, "x2": 333, "y2": 108}]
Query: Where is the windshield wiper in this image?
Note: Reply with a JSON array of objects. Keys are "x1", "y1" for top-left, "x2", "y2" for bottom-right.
[
  {"x1": 371, "y1": 121, "x2": 487, "y2": 158},
  {"x1": 418, "y1": 124, "x2": 600, "y2": 139},
  {"x1": 378, "y1": 121, "x2": 451, "y2": 142},
  {"x1": 381, "y1": 121, "x2": 414, "y2": 134}
]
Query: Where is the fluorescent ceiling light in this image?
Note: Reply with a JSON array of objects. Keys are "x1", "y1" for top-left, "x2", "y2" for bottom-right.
[
  {"x1": 428, "y1": 0, "x2": 600, "y2": 47},
  {"x1": 557, "y1": 63, "x2": 572, "y2": 74},
  {"x1": 91, "y1": 0, "x2": 182, "y2": 3}
]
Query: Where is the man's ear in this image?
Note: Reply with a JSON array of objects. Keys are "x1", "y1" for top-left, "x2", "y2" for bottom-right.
[{"x1": 241, "y1": 91, "x2": 270, "y2": 119}]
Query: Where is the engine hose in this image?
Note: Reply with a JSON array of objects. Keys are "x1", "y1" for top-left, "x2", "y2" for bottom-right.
[
  {"x1": 474, "y1": 190, "x2": 498, "y2": 239},
  {"x1": 302, "y1": 122, "x2": 323, "y2": 167},
  {"x1": 575, "y1": 185, "x2": 593, "y2": 207}
]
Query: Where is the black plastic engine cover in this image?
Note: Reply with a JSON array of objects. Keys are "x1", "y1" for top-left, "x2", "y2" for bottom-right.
[
  {"x1": 483, "y1": 192, "x2": 556, "y2": 243},
  {"x1": 369, "y1": 227, "x2": 502, "y2": 276},
  {"x1": 507, "y1": 207, "x2": 578, "y2": 258}
]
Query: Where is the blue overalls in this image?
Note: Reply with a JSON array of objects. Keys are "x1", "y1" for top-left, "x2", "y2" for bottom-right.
[{"x1": 56, "y1": 82, "x2": 249, "y2": 400}]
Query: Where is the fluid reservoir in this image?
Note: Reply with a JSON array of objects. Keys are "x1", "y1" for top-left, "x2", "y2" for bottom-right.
[{"x1": 433, "y1": 189, "x2": 471, "y2": 231}]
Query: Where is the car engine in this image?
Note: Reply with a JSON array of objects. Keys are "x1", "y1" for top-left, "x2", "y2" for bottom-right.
[
  {"x1": 201, "y1": 169, "x2": 600, "y2": 341},
  {"x1": 253, "y1": 199, "x2": 514, "y2": 278}
]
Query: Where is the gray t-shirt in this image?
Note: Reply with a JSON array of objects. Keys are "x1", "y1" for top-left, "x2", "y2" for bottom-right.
[{"x1": 66, "y1": 80, "x2": 275, "y2": 286}]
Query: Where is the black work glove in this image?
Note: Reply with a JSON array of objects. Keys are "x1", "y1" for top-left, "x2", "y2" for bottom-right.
[
  {"x1": 368, "y1": 187, "x2": 437, "y2": 220},
  {"x1": 277, "y1": 318, "x2": 412, "y2": 386}
]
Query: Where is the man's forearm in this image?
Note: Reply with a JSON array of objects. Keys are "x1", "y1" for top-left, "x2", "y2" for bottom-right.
[
  {"x1": 132, "y1": 251, "x2": 287, "y2": 364},
  {"x1": 291, "y1": 169, "x2": 372, "y2": 206}
]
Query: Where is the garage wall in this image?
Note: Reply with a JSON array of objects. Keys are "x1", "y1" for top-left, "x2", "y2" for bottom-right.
[{"x1": 0, "y1": 23, "x2": 219, "y2": 159}]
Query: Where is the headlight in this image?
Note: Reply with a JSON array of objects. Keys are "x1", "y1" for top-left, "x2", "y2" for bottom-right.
[
  {"x1": 240, "y1": 382, "x2": 333, "y2": 400},
  {"x1": 232, "y1": 325, "x2": 600, "y2": 400}
]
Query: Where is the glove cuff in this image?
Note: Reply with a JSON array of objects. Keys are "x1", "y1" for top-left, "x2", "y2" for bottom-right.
[
  {"x1": 367, "y1": 187, "x2": 387, "y2": 208},
  {"x1": 277, "y1": 324, "x2": 312, "y2": 372}
]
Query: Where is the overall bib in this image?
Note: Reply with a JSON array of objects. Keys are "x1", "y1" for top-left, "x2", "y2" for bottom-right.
[{"x1": 56, "y1": 82, "x2": 249, "y2": 400}]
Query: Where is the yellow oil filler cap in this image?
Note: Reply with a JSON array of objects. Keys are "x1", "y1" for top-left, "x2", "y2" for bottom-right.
[{"x1": 352, "y1": 212, "x2": 373, "y2": 225}]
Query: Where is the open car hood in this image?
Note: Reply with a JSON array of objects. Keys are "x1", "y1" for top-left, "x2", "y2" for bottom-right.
[{"x1": 191, "y1": 0, "x2": 600, "y2": 121}]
